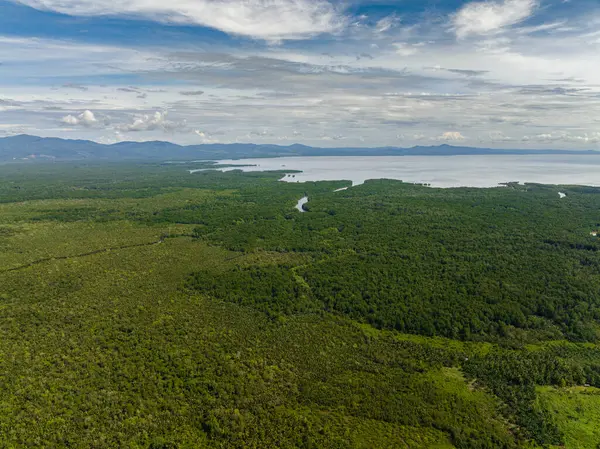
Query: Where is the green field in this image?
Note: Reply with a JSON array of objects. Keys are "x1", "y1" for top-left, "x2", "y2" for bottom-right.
[
  {"x1": 539, "y1": 386, "x2": 600, "y2": 448},
  {"x1": 2, "y1": 162, "x2": 600, "y2": 448}
]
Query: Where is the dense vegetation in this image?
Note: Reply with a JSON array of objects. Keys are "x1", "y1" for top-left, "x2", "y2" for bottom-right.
[
  {"x1": 185, "y1": 178, "x2": 600, "y2": 343},
  {"x1": 2, "y1": 161, "x2": 600, "y2": 448}
]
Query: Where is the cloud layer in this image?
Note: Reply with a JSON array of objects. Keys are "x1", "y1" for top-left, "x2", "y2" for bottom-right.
[
  {"x1": 11, "y1": 0, "x2": 345, "y2": 40},
  {"x1": 1, "y1": 0, "x2": 599, "y2": 149},
  {"x1": 453, "y1": 0, "x2": 538, "y2": 38}
]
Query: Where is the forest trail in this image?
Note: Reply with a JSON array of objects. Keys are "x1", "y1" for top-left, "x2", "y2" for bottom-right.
[{"x1": 0, "y1": 237, "x2": 172, "y2": 274}]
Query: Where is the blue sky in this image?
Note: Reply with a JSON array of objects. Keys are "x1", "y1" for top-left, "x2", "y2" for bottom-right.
[{"x1": 0, "y1": 0, "x2": 599, "y2": 148}]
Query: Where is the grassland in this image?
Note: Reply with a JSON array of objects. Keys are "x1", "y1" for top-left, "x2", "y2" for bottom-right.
[{"x1": 538, "y1": 386, "x2": 600, "y2": 448}]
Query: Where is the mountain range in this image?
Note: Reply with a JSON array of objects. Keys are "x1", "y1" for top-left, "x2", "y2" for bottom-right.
[{"x1": 1, "y1": 134, "x2": 597, "y2": 162}]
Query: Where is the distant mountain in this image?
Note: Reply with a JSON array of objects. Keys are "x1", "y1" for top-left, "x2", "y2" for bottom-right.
[{"x1": 0, "y1": 134, "x2": 597, "y2": 162}]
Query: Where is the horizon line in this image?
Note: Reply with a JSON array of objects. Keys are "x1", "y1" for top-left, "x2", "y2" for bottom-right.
[{"x1": 2, "y1": 134, "x2": 599, "y2": 153}]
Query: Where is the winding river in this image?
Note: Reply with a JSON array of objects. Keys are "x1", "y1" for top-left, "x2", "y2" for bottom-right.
[{"x1": 296, "y1": 196, "x2": 308, "y2": 212}]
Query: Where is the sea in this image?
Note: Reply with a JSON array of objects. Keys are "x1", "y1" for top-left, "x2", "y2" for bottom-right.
[{"x1": 205, "y1": 154, "x2": 600, "y2": 188}]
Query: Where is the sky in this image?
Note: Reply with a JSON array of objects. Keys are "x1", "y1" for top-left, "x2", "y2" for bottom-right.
[{"x1": 0, "y1": 0, "x2": 599, "y2": 149}]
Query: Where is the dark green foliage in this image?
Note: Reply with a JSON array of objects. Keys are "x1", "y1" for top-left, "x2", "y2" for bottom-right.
[
  {"x1": 188, "y1": 265, "x2": 318, "y2": 315},
  {"x1": 183, "y1": 179, "x2": 600, "y2": 343},
  {"x1": 463, "y1": 345, "x2": 600, "y2": 444},
  {"x1": 4, "y1": 162, "x2": 600, "y2": 447}
]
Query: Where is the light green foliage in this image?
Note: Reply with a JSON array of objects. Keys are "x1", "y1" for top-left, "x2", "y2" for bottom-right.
[{"x1": 538, "y1": 386, "x2": 600, "y2": 449}]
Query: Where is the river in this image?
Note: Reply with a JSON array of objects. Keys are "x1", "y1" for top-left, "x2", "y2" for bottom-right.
[{"x1": 296, "y1": 196, "x2": 309, "y2": 212}]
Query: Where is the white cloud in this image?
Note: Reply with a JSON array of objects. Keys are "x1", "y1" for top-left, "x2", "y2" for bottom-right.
[
  {"x1": 12, "y1": 0, "x2": 346, "y2": 41},
  {"x1": 393, "y1": 43, "x2": 418, "y2": 57},
  {"x1": 523, "y1": 132, "x2": 600, "y2": 144},
  {"x1": 61, "y1": 115, "x2": 78, "y2": 126},
  {"x1": 453, "y1": 0, "x2": 538, "y2": 38},
  {"x1": 434, "y1": 131, "x2": 467, "y2": 141},
  {"x1": 3, "y1": 17, "x2": 600, "y2": 149},
  {"x1": 61, "y1": 110, "x2": 98, "y2": 127},
  {"x1": 119, "y1": 111, "x2": 187, "y2": 133},
  {"x1": 375, "y1": 16, "x2": 398, "y2": 34},
  {"x1": 194, "y1": 130, "x2": 220, "y2": 143},
  {"x1": 516, "y1": 20, "x2": 567, "y2": 35}
]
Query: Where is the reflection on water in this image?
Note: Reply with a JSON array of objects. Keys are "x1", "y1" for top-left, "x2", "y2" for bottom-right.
[
  {"x1": 296, "y1": 196, "x2": 309, "y2": 212},
  {"x1": 211, "y1": 155, "x2": 600, "y2": 188}
]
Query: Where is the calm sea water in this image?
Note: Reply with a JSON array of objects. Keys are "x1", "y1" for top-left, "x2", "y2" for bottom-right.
[{"x1": 209, "y1": 155, "x2": 600, "y2": 188}]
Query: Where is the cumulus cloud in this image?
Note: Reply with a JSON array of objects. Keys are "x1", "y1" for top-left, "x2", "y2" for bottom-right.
[
  {"x1": 3, "y1": 16, "x2": 600, "y2": 149},
  {"x1": 453, "y1": 0, "x2": 538, "y2": 39},
  {"x1": 434, "y1": 131, "x2": 467, "y2": 141},
  {"x1": 194, "y1": 130, "x2": 219, "y2": 143},
  {"x1": 61, "y1": 110, "x2": 98, "y2": 127},
  {"x1": 118, "y1": 111, "x2": 187, "y2": 133},
  {"x1": 13, "y1": 0, "x2": 346, "y2": 41}
]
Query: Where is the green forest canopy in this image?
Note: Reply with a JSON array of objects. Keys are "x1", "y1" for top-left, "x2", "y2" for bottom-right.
[{"x1": 2, "y1": 162, "x2": 600, "y2": 448}]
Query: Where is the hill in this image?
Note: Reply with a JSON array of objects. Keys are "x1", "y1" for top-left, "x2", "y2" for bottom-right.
[{"x1": 1, "y1": 134, "x2": 597, "y2": 162}]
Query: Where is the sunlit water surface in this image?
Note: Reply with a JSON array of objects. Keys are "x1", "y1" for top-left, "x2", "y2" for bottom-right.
[{"x1": 207, "y1": 155, "x2": 600, "y2": 188}]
